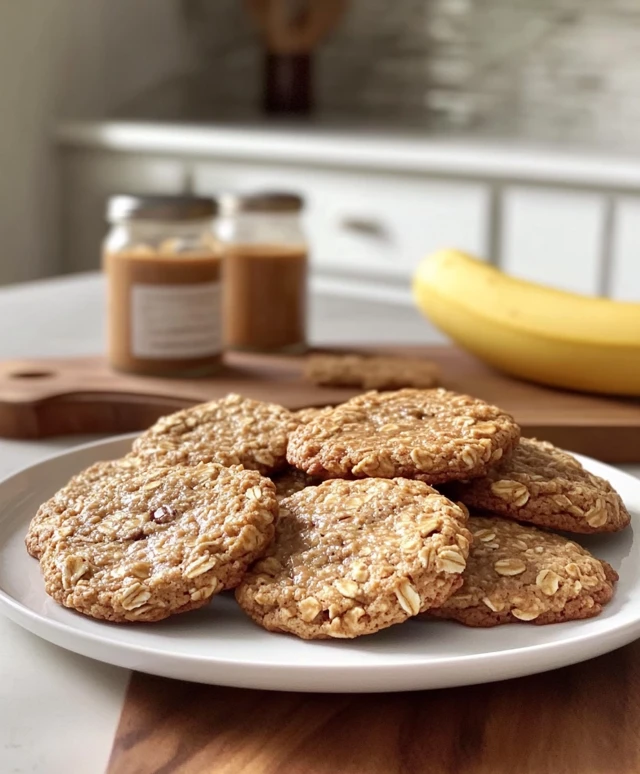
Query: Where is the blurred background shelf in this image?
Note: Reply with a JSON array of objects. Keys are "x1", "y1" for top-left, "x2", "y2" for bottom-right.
[
  {"x1": 6, "y1": 0, "x2": 640, "y2": 304},
  {"x1": 57, "y1": 119, "x2": 640, "y2": 306}
]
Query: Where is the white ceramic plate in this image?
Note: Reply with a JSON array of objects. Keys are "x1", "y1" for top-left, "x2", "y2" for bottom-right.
[{"x1": 0, "y1": 435, "x2": 637, "y2": 693}]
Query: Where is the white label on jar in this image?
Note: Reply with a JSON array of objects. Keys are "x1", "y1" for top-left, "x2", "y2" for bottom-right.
[{"x1": 131, "y1": 283, "x2": 222, "y2": 359}]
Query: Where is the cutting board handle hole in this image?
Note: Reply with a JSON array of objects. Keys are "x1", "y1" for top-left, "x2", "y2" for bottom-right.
[{"x1": 9, "y1": 370, "x2": 54, "y2": 380}]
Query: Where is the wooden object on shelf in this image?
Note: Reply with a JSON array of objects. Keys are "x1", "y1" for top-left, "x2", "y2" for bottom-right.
[{"x1": 245, "y1": 0, "x2": 347, "y2": 114}]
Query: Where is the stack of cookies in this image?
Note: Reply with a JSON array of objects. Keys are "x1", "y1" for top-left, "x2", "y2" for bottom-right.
[{"x1": 26, "y1": 388, "x2": 628, "y2": 640}]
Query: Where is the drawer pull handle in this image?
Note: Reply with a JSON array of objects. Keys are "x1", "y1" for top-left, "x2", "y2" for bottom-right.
[{"x1": 340, "y1": 217, "x2": 390, "y2": 241}]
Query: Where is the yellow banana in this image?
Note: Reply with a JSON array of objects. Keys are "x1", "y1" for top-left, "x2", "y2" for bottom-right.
[{"x1": 412, "y1": 249, "x2": 640, "y2": 396}]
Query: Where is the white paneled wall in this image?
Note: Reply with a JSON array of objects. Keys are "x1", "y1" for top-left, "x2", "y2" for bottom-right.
[
  {"x1": 0, "y1": 2, "x2": 68, "y2": 284},
  {"x1": 0, "y1": 0, "x2": 192, "y2": 285}
]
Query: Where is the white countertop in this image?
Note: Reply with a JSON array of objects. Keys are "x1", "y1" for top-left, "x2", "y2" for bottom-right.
[
  {"x1": 0, "y1": 272, "x2": 440, "y2": 774},
  {"x1": 57, "y1": 119, "x2": 640, "y2": 191}
]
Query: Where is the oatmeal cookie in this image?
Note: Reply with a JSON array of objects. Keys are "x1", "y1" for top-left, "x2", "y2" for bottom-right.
[
  {"x1": 132, "y1": 393, "x2": 296, "y2": 474},
  {"x1": 287, "y1": 388, "x2": 520, "y2": 484},
  {"x1": 428, "y1": 515, "x2": 618, "y2": 627},
  {"x1": 236, "y1": 478, "x2": 471, "y2": 639},
  {"x1": 304, "y1": 354, "x2": 440, "y2": 390},
  {"x1": 448, "y1": 438, "x2": 630, "y2": 534},
  {"x1": 34, "y1": 462, "x2": 277, "y2": 622}
]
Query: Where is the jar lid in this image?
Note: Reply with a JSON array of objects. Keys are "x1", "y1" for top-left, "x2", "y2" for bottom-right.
[
  {"x1": 106, "y1": 195, "x2": 219, "y2": 222},
  {"x1": 219, "y1": 191, "x2": 304, "y2": 214}
]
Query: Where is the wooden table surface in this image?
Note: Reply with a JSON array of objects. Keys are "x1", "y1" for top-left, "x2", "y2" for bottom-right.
[{"x1": 108, "y1": 639, "x2": 640, "y2": 774}]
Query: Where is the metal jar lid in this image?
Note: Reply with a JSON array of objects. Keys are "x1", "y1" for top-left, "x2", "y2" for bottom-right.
[
  {"x1": 106, "y1": 195, "x2": 219, "y2": 223},
  {"x1": 219, "y1": 191, "x2": 304, "y2": 215}
]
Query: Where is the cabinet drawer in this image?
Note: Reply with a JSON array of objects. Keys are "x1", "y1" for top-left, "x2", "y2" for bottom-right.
[{"x1": 193, "y1": 162, "x2": 489, "y2": 279}]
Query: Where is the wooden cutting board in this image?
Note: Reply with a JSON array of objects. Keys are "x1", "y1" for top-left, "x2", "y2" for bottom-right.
[
  {"x1": 1, "y1": 346, "x2": 640, "y2": 462},
  {"x1": 108, "y1": 639, "x2": 640, "y2": 774}
]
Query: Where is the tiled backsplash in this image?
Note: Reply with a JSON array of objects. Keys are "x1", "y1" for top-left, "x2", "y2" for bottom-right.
[{"x1": 180, "y1": 0, "x2": 640, "y2": 149}]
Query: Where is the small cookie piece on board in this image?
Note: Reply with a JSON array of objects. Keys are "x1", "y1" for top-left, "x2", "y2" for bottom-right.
[
  {"x1": 287, "y1": 388, "x2": 520, "y2": 485},
  {"x1": 236, "y1": 478, "x2": 471, "y2": 640},
  {"x1": 448, "y1": 438, "x2": 630, "y2": 534},
  {"x1": 35, "y1": 462, "x2": 278, "y2": 623},
  {"x1": 304, "y1": 354, "x2": 440, "y2": 390},
  {"x1": 428, "y1": 515, "x2": 618, "y2": 627},
  {"x1": 132, "y1": 393, "x2": 296, "y2": 475}
]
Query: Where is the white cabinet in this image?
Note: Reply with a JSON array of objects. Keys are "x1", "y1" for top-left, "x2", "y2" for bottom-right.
[
  {"x1": 58, "y1": 137, "x2": 623, "y2": 305},
  {"x1": 500, "y1": 187, "x2": 606, "y2": 295},
  {"x1": 60, "y1": 150, "x2": 186, "y2": 274},
  {"x1": 193, "y1": 162, "x2": 489, "y2": 280}
]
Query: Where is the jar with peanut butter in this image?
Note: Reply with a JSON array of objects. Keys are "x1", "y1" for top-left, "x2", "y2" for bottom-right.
[
  {"x1": 103, "y1": 195, "x2": 223, "y2": 376},
  {"x1": 217, "y1": 192, "x2": 308, "y2": 353}
]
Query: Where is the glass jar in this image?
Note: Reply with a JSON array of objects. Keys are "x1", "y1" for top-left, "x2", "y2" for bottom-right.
[
  {"x1": 103, "y1": 195, "x2": 223, "y2": 376},
  {"x1": 217, "y1": 191, "x2": 308, "y2": 353}
]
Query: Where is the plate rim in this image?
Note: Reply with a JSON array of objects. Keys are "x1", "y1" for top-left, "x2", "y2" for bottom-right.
[{"x1": 1, "y1": 434, "x2": 639, "y2": 692}]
